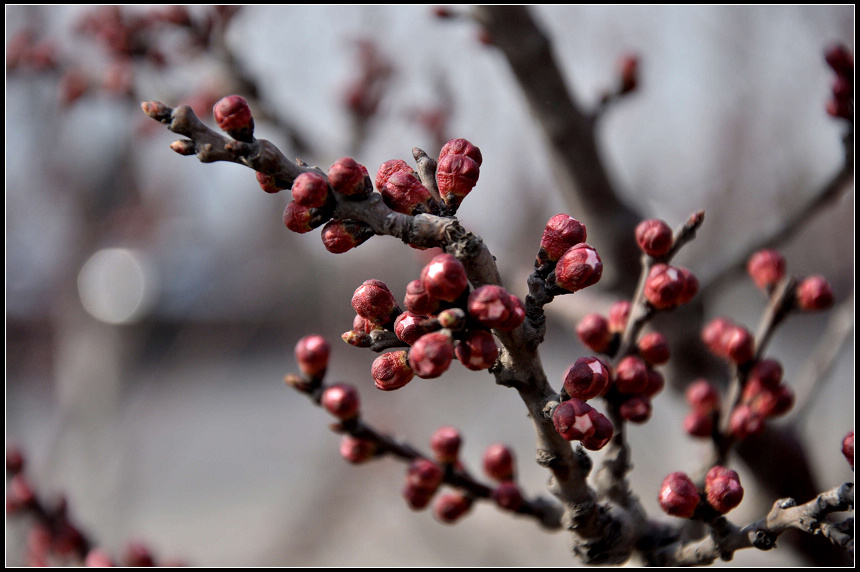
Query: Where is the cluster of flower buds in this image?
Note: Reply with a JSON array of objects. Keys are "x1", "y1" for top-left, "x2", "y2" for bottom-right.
[
  {"x1": 701, "y1": 317, "x2": 755, "y2": 365},
  {"x1": 483, "y1": 444, "x2": 526, "y2": 513},
  {"x1": 658, "y1": 466, "x2": 744, "y2": 519},
  {"x1": 343, "y1": 253, "x2": 524, "y2": 390},
  {"x1": 729, "y1": 358, "x2": 794, "y2": 439},
  {"x1": 552, "y1": 357, "x2": 616, "y2": 448},
  {"x1": 683, "y1": 379, "x2": 720, "y2": 438},
  {"x1": 535, "y1": 214, "x2": 603, "y2": 294},
  {"x1": 824, "y1": 44, "x2": 854, "y2": 122}
]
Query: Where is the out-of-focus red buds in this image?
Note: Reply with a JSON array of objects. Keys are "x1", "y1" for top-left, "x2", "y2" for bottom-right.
[
  {"x1": 795, "y1": 275, "x2": 835, "y2": 311},
  {"x1": 483, "y1": 443, "x2": 515, "y2": 481},
  {"x1": 295, "y1": 335, "x2": 330, "y2": 378},
  {"x1": 746, "y1": 249, "x2": 786, "y2": 290},
  {"x1": 658, "y1": 472, "x2": 700, "y2": 518}
]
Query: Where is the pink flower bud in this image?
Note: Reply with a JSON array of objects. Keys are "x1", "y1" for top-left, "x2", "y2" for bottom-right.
[
  {"x1": 483, "y1": 443, "x2": 515, "y2": 481},
  {"x1": 408, "y1": 332, "x2": 454, "y2": 379},
  {"x1": 635, "y1": 219, "x2": 673, "y2": 257},
  {"x1": 498, "y1": 294, "x2": 526, "y2": 332},
  {"x1": 295, "y1": 334, "x2": 330, "y2": 378},
  {"x1": 642, "y1": 368, "x2": 665, "y2": 398},
  {"x1": 746, "y1": 381, "x2": 794, "y2": 418},
  {"x1": 454, "y1": 329, "x2": 499, "y2": 371},
  {"x1": 340, "y1": 435, "x2": 377, "y2": 464},
  {"x1": 404, "y1": 279, "x2": 440, "y2": 316},
  {"x1": 375, "y1": 159, "x2": 415, "y2": 191},
  {"x1": 328, "y1": 157, "x2": 369, "y2": 197},
  {"x1": 351, "y1": 279, "x2": 397, "y2": 325},
  {"x1": 407, "y1": 458, "x2": 444, "y2": 493},
  {"x1": 433, "y1": 492, "x2": 473, "y2": 523},
  {"x1": 256, "y1": 171, "x2": 284, "y2": 194},
  {"x1": 291, "y1": 172, "x2": 330, "y2": 207},
  {"x1": 380, "y1": 170, "x2": 432, "y2": 214},
  {"x1": 430, "y1": 426, "x2": 462, "y2": 464},
  {"x1": 723, "y1": 325, "x2": 755, "y2": 365},
  {"x1": 608, "y1": 301, "x2": 631, "y2": 333},
  {"x1": 554, "y1": 243, "x2": 603, "y2": 292},
  {"x1": 637, "y1": 331, "x2": 670, "y2": 365},
  {"x1": 747, "y1": 249, "x2": 786, "y2": 290},
  {"x1": 371, "y1": 351, "x2": 414, "y2": 391},
  {"x1": 394, "y1": 312, "x2": 429, "y2": 345},
  {"x1": 580, "y1": 412, "x2": 614, "y2": 451},
  {"x1": 795, "y1": 275, "x2": 834, "y2": 311},
  {"x1": 492, "y1": 482, "x2": 524, "y2": 511},
  {"x1": 576, "y1": 314, "x2": 612, "y2": 353},
  {"x1": 614, "y1": 355, "x2": 648, "y2": 395},
  {"x1": 402, "y1": 482, "x2": 434, "y2": 510},
  {"x1": 467, "y1": 285, "x2": 515, "y2": 330},
  {"x1": 728, "y1": 404, "x2": 764, "y2": 439},
  {"x1": 170, "y1": 139, "x2": 196, "y2": 156},
  {"x1": 704, "y1": 466, "x2": 744, "y2": 514},
  {"x1": 702, "y1": 317, "x2": 733, "y2": 357},
  {"x1": 683, "y1": 410, "x2": 714, "y2": 438},
  {"x1": 283, "y1": 201, "x2": 328, "y2": 234},
  {"x1": 843, "y1": 431, "x2": 854, "y2": 469},
  {"x1": 321, "y1": 219, "x2": 375, "y2": 253},
  {"x1": 685, "y1": 379, "x2": 720, "y2": 412},
  {"x1": 321, "y1": 383, "x2": 360, "y2": 420},
  {"x1": 213, "y1": 95, "x2": 254, "y2": 141},
  {"x1": 439, "y1": 138, "x2": 483, "y2": 166},
  {"x1": 676, "y1": 267, "x2": 699, "y2": 305},
  {"x1": 644, "y1": 264, "x2": 685, "y2": 309},
  {"x1": 658, "y1": 472, "x2": 700, "y2": 518},
  {"x1": 619, "y1": 395, "x2": 652, "y2": 423},
  {"x1": 421, "y1": 253, "x2": 469, "y2": 302},
  {"x1": 747, "y1": 359, "x2": 783, "y2": 390},
  {"x1": 552, "y1": 398, "x2": 599, "y2": 441},
  {"x1": 563, "y1": 357, "x2": 610, "y2": 401},
  {"x1": 437, "y1": 153, "x2": 480, "y2": 206},
  {"x1": 538, "y1": 214, "x2": 588, "y2": 264}
]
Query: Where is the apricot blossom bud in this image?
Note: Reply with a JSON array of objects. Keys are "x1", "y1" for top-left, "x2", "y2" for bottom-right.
[
  {"x1": 701, "y1": 318, "x2": 733, "y2": 357},
  {"x1": 352, "y1": 279, "x2": 397, "y2": 325},
  {"x1": 795, "y1": 275, "x2": 834, "y2": 311},
  {"x1": 467, "y1": 285, "x2": 515, "y2": 330},
  {"x1": 704, "y1": 466, "x2": 744, "y2": 514},
  {"x1": 454, "y1": 330, "x2": 499, "y2": 371},
  {"x1": 723, "y1": 325, "x2": 755, "y2": 365},
  {"x1": 483, "y1": 443, "x2": 515, "y2": 481},
  {"x1": 552, "y1": 398, "x2": 599, "y2": 441},
  {"x1": 321, "y1": 219, "x2": 375, "y2": 254},
  {"x1": 608, "y1": 301, "x2": 631, "y2": 333},
  {"x1": 421, "y1": 253, "x2": 469, "y2": 302},
  {"x1": 658, "y1": 472, "x2": 700, "y2": 518},
  {"x1": 430, "y1": 426, "x2": 462, "y2": 463},
  {"x1": 498, "y1": 294, "x2": 526, "y2": 332},
  {"x1": 635, "y1": 219, "x2": 673, "y2": 257},
  {"x1": 394, "y1": 312, "x2": 429, "y2": 345},
  {"x1": 538, "y1": 214, "x2": 588, "y2": 265},
  {"x1": 256, "y1": 171, "x2": 284, "y2": 194},
  {"x1": 637, "y1": 332, "x2": 670, "y2": 365},
  {"x1": 553, "y1": 244, "x2": 603, "y2": 292},
  {"x1": 843, "y1": 431, "x2": 854, "y2": 469},
  {"x1": 619, "y1": 395, "x2": 652, "y2": 423},
  {"x1": 747, "y1": 359, "x2": 783, "y2": 390},
  {"x1": 404, "y1": 279, "x2": 440, "y2": 316},
  {"x1": 283, "y1": 201, "x2": 328, "y2": 234},
  {"x1": 683, "y1": 410, "x2": 714, "y2": 438},
  {"x1": 492, "y1": 482, "x2": 524, "y2": 512},
  {"x1": 437, "y1": 153, "x2": 480, "y2": 206},
  {"x1": 375, "y1": 159, "x2": 415, "y2": 191},
  {"x1": 295, "y1": 335, "x2": 330, "y2": 378},
  {"x1": 563, "y1": 357, "x2": 609, "y2": 401},
  {"x1": 747, "y1": 249, "x2": 786, "y2": 290},
  {"x1": 676, "y1": 267, "x2": 699, "y2": 305},
  {"x1": 340, "y1": 435, "x2": 377, "y2": 464},
  {"x1": 439, "y1": 138, "x2": 483, "y2": 166},
  {"x1": 291, "y1": 172, "x2": 329, "y2": 207},
  {"x1": 577, "y1": 314, "x2": 612, "y2": 353},
  {"x1": 328, "y1": 157, "x2": 369, "y2": 197},
  {"x1": 580, "y1": 412, "x2": 614, "y2": 451},
  {"x1": 642, "y1": 368, "x2": 665, "y2": 398},
  {"x1": 745, "y1": 381, "x2": 794, "y2": 418},
  {"x1": 407, "y1": 458, "x2": 444, "y2": 493},
  {"x1": 615, "y1": 355, "x2": 649, "y2": 395},
  {"x1": 213, "y1": 95, "x2": 254, "y2": 142},
  {"x1": 402, "y1": 483, "x2": 434, "y2": 510},
  {"x1": 169, "y1": 139, "x2": 196, "y2": 156},
  {"x1": 728, "y1": 404, "x2": 764, "y2": 439},
  {"x1": 408, "y1": 332, "x2": 454, "y2": 378},
  {"x1": 321, "y1": 383, "x2": 360, "y2": 420},
  {"x1": 433, "y1": 492, "x2": 473, "y2": 523},
  {"x1": 380, "y1": 170, "x2": 432, "y2": 214},
  {"x1": 644, "y1": 264, "x2": 685, "y2": 309},
  {"x1": 685, "y1": 379, "x2": 720, "y2": 412},
  {"x1": 371, "y1": 351, "x2": 414, "y2": 391}
]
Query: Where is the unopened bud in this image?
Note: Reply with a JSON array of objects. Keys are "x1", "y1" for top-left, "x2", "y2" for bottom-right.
[
  {"x1": 728, "y1": 404, "x2": 764, "y2": 439},
  {"x1": 436, "y1": 153, "x2": 480, "y2": 207},
  {"x1": 580, "y1": 412, "x2": 614, "y2": 451},
  {"x1": 433, "y1": 492, "x2": 473, "y2": 523},
  {"x1": 615, "y1": 355, "x2": 649, "y2": 395},
  {"x1": 563, "y1": 357, "x2": 609, "y2": 401},
  {"x1": 747, "y1": 249, "x2": 786, "y2": 290},
  {"x1": 421, "y1": 253, "x2": 469, "y2": 302},
  {"x1": 439, "y1": 138, "x2": 483, "y2": 166},
  {"x1": 658, "y1": 472, "x2": 700, "y2": 518},
  {"x1": 394, "y1": 311, "x2": 429, "y2": 345},
  {"x1": 825, "y1": 44, "x2": 854, "y2": 76},
  {"x1": 795, "y1": 275, "x2": 834, "y2": 311},
  {"x1": 644, "y1": 264, "x2": 686, "y2": 309},
  {"x1": 492, "y1": 482, "x2": 524, "y2": 512},
  {"x1": 619, "y1": 395, "x2": 652, "y2": 423},
  {"x1": 380, "y1": 170, "x2": 432, "y2": 214},
  {"x1": 213, "y1": 95, "x2": 254, "y2": 142},
  {"x1": 635, "y1": 219, "x2": 673, "y2": 257},
  {"x1": 552, "y1": 398, "x2": 599, "y2": 441},
  {"x1": 618, "y1": 53, "x2": 639, "y2": 94},
  {"x1": 295, "y1": 335, "x2": 330, "y2": 378},
  {"x1": 553, "y1": 243, "x2": 603, "y2": 292},
  {"x1": 402, "y1": 482, "x2": 434, "y2": 510},
  {"x1": 375, "y1": 159, "x2": 415, "y2": 191},
  {"x1": 747, "y1": 359, "x2": 783, "y2": 390},
  {"x1": 685, "y1": 379, "x2": 720, "y2": 412},
  {"x1": 483, "y1": 443, "x2": 515, "y2": 481},
  {"x1": 723, "y1": 325, "x2": 755, "y2": 365},
  {"x1": 467, "y1": 285, "x2": 515, "y2": 330},
  {"x1": 340, "y1": 435, "x2": 377, "y2": 464},
  {"x1": 408, "y1": 332, "x2": 454, "y2": 379},
  {"x1": 169, "y1": 139, "x2": 196, "y2": 156},
  {"x1": 454, "y1": 330, "x2": 499, "y2": 371},
  {"x1": 371, "y1": 351, "x2": 414, "y2": 391},
  {"x1": 704, "y1": 466, "x2": 744, "y2": 514},
  {"x1": 683, "y1": 410, "x2": 714, "y2": 438},
  {"x1": 328, "y1": 157, "x2": 370, "y2": 197},
  {"x1": 642, "y1": 368, "x2": 665, "y2": 398},
  {"x1": 321, "y1": 219, "x2": 375, "y2": 254},
  {"x1": 255, "y1": 171, "x2": 285, "y2": 194},
  {"x1": 576, "y1": 314, "x2": 612, "y2": 353},
  {"x1": 407, "y1": 458, "x2": 444, "y2": 493},
  {"x1": 538, "y1": 214, "x2": 588, "y2": 266},
  {"x1": 291, "y1": 172, "x2": 330, "y2": 207},
  {"x1": 404, "y1": 279, "x2": 440, "y2": 316},
  {"x1": 351, "y1": 279, "x2": 397, "y2": 326},
  {"x1": 283, "y1": 201, "x2": 329, "y2": 234},
  {"x1": 637, "y1": 331, "x2": 670, "y2": 365},
  {"x1": 430, "y1": 426, "x2": 462, "y2": 463},
  {"x1": 321, "y1": 383, "x2": 360, "y2": 420}
]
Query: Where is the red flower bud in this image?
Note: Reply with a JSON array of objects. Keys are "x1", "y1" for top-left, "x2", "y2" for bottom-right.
[
  {"x1": 433, "y1": 492, "x2": 473, "y2": 523},
  {"x1": 747, "y1": 249, "x2": 786, "y2": 290},
  {"x1": 439, "y1": 138, "x2": 483, "y2": 166},
  {"x1": 380, "y1": 170, "x2": 432, "y2": 214},
  {"x1": 635, "y1": 219, "x2": 673, "y2": 258},
  {"x1": 723, "y1": 325, "x2": 755, "y2": 365},
  {"x1": 340, "y1": 435, "x2": 377, "y2": 464},
  {"x1": 295, "y1": 334, "x2": 330, "y2": 378},
  {"x1": 554, "y1": 243, "x2": 603, "y2": 292},
  {"x1": 644, "y1": 264, "x2": 685, "y2": 309},
  {"x1": 430, "y1": 426, "x2": 462, "y2": 463},
  {"x1": 421, "y1": 253, "x2": 469, "y2": 302},
  {"x1": 619, "y1": 395, "x2": 652, "y2": 423},
  {"x1": 375, "y1": 159, "x2": 415, "y2": 191},
  {"x1": 351, "y1": 279, "x2": 397, "y2": 325},
  {"x1": 577, "y1": 313, "x2": 612, "y2": 353},
  {"x1": 795, "y1": 275, "x2": 834, "y2": 311},
  {"x1": 552, "y1": 398, "x2": 599, "y2": 441},
  {"x1": 580, "y1": 412, "x2": 614, "y2": 451},
  {"x1": 563, "y1": 357, "x2": 610, "y2": 401},
  {"x1": 701, "y1": 317, "x2": 733, "y2": 357},
  {"x1": 321, "y1": 383, "x2": 360, "y2": 420},
  {"x1": 321, "y1": 219, "x2": 375, "y2": 253},
  {"x1": 256, "y1": 171, "x2": 284, "y2": 194},
  {"x1": 291, "y1": 172, "x2": 330, "y2": 207},
  {"x1": 747, "y1": 359, "x2": 783, "y2": 390},
  {"x1": 685, "y1": 379, "x2": 720, "y2": 412},
  {"x1": 683, "y1": 410, "x2": 714, "y2": 438},
  {"x1": 483, "y1": 443, "x2": 515, "y2": 481},
  {"x1": 676, "y1": 267, "x2": 699, "y2": 305},
  {"x1": 704, "y1": 466, "x2": 744, "y2": 514},
  {"x1": 328, "y1": 157, "x2": 369, "y2": 197},
  {"x1": 407, "y1": 458, "x2": 444, "y2": 493},
  {"x1": 615, "y1": 355, "x2": 649, "y2": 395},
  {"x1": 658, "y1": 472, "x2": 700, "y2": 518},
  {"x1": 213, "y1": 95, "x2": 254, "y2": 141},
  {"x1": 394, "y1": 311, "x2": 429, "y2": 345},
  {"x1": 371, "y1": 350, "x2": 414, "y2": 391},
  {"x1": 437, "y1": 153, "x2": 480, "y2": 207},
  {"x1": 454, "y1": 329, "x2": 499, "y2": 371},
  {"x1": 608, "y1": 301, "x2": 631, "y2": 333},
  {"x1": 728, "y1": 404, "x2": 764, "y2": 439},
  {"x1": 498, "y1": 294, "x2": 526, "y2": 332},
  {"x1": 408, "y1": 332, "x2": 454, "y2": 379},
  {"x1": 467, "y1": 285, "x2": 515, "y2": 330},
  {"x1": 283, "y1": 201, "x2": 328, "y2": 234},
  {"x1": 637, "y1": 331, "x2": 670, "y2": 365},
  {"x1": 843, "y1": 431, "x2": 854, "y2": 469},
  {"x1": 538, "y1": 214, "x2": 588, "y2": 264},
  {"x1": 404, "y1": 279, "x2": 440, "y2": 316},
  {"x1": 746, "y1": 381, "x2": 794, "y2": 419},
  {"x1": 492, "y1": 482, "x2": 524, "y2": 512},
  {"x1": 402, "y1": 482, "x2": 434, "y2": 510},
  {"x1": 642, "y1": 368, "x2": 665, "y2": 398}
]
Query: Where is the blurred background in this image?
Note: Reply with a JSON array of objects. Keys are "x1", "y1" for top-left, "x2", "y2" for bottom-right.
[{"x1": 5, "y1": 5, "x2": 854, "y2": 566}]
